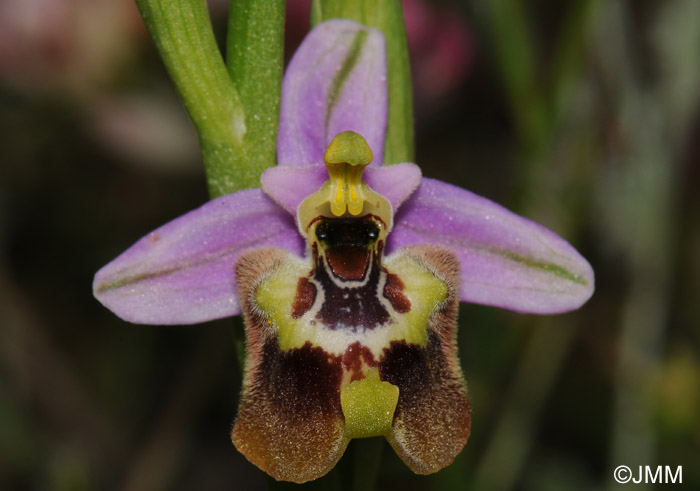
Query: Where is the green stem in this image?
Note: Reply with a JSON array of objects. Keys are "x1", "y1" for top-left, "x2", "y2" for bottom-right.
[
  {"x1": 227, "y1": 0, "x2": 285, "y2": 179},
  {"x1": 480, "y1": 0, "x2": 597, "y2": 209},
  {"x1": 547, "y1": 0, "x2": 600, "y2": 123},
  {"x1": 311, "y1": 0, "x2": 414, "y2": 164},
  {"x1": 136, "y1": 0, "x2": 285, "y2": 197}
]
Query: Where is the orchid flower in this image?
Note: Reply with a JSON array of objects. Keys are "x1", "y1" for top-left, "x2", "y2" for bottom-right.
[{"x1": 93, "y1": 20, "x2": 593, "y2": 484}]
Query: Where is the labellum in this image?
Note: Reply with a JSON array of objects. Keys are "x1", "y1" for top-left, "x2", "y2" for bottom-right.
[{"x1": 232, "y1": 132, "x2": 471, "y2": 483}]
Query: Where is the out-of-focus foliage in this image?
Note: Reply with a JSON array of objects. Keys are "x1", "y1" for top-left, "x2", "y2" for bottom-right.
[{"x1": 1, "y1": 1, "x2": 698, "y2": 490}]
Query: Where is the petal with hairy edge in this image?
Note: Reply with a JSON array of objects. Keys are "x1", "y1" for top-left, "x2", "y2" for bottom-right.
[
  {"x1": 93, "y1": 189, "x2": 304, "y2": 325},
  {"x1": 261, "y1": 163, "x2": 421, "y2": 215},
  {"x1": 277, "y1": 19, "x2": 387, "y2": 167},
  {"x1": 233, "y1": 248, "x2": 348, "y2": 483},
  {"x1": 388, "y1": 178, "x2": 594, "y2": 314},
  {"x1": 382, "y1": 245, "x2": 471, "y2": 475}
]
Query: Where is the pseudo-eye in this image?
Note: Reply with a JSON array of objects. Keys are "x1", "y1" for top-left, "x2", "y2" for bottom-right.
[{"x1": 232, "y1": 131, "x2": 470, "y2": 482}]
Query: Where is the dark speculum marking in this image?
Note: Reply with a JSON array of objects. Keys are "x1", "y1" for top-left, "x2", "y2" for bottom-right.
[
  {"x1": 292, "y1": 277, "x2": 317, "y2": 318},
  {"x1": 314, "y1": 253, "x2": 390, "y2": 330},
  {"x1": 383, "y1": 272, "x2": 411, "y2": 313},
  {"x1": 379, "y1": 333, "x2": 464, "y2": 410},
  {"x1": 261, "y1": 340, "x2": 343, "y2": 419},
  {"x1": 342, "y1": 342, "x2": 377, "y2": 382},
  {"x1": 379, "y1": 340, "x2": 431, "y2": 397},
  {"x1": 380, "y1": 335, "x2": 471, "y2": 474},
  {"x1": 232, "y1": 338, "x2": 347, "y2": 483}
]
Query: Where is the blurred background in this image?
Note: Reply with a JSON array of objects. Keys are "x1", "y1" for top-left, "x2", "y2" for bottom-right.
[{"x1": 1, "y1": 0, "x2": 699, "y2": 490}]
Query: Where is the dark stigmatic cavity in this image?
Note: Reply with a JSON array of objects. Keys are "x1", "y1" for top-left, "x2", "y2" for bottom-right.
[{"x1": 316, "y1": 217, "x2": 380, "y2": 281}]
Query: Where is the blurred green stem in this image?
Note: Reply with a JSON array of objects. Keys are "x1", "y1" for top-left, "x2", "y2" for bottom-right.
[
  {"x1": 480, "y1": 0, "x2": 599, "y2": 200},
  {"x1": 487, "y1": 0, "x2": 548, "y2": 156},
  {"x1": 475, "y1": 320, "x2": 577, "y2": 491},
  {"x1": 311, "y1": 0, "x2": 414, "y2": 164},
  {"x1": 351, "y1": 438, "x2": 383, "y2": 491},
  {"x1": 594, "y1": 3, "x2": 680, "y2": 489},
  {"x1": 473, "y1": 3, "x2": 600, "y2": 489}
]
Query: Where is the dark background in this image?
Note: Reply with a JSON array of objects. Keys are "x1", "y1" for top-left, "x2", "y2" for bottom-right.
[{"x1": 1, "y1": 0, "x2": 699, "y2": 490}]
